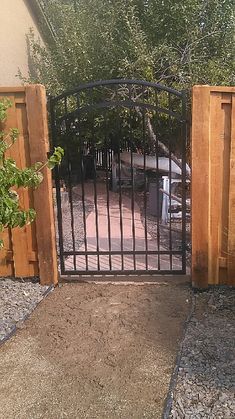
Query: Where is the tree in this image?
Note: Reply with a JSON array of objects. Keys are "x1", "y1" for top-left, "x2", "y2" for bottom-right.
[
  {"x1": 21, "y1": 0, "x2": 234, "y2": 95},
  {"x1": 19, "y1": 0, "x2": 233, "y2": 183},
  {"x1": 0, "y1": 98, "x2": 64, "y2": 247}
]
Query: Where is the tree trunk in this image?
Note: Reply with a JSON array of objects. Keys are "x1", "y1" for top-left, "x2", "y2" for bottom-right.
[{"x1": 135, "y1": 106, "x2": 191, "y2": 179}]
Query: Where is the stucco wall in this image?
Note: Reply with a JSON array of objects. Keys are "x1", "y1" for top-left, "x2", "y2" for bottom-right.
[{"x1": 0, "y1": 0, "x2": 43, "y2": 86}]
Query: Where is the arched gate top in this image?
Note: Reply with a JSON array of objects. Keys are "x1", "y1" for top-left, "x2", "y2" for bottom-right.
[{"x1": 51, "y1": 79, "x2": 184, "y2": 102}]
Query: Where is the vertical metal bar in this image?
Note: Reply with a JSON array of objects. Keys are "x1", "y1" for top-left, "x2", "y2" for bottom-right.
[
  {"x1": 129, "y1": 88, "x2": 136, "y2": 271},
  {"x1": 50, "y1": 98, "x2": 65, "y2": 273},
  {"x1": 162, "y1": 176, "x2": 169, "y2": 223},
  {"x1": 181, "y1": 91, "x2": 187, "y2": 274},
  {"x1": 142, "y1": 106, "x2": 148, "y2": 270},
  {"x1": 67, "y1": 155, "x2": 76, "y2": 270},
  {"x1": 77, "y1": 93, "x2": 89, "y2": 271},
  {"x1": 155, "y1": 91, "x2": 161, "y2": 270},
  {"x1": 168, "y1": 93, "x2": 173, "y2": 270},
  {"x1": 91, "y1": 89, "x2": 100, "y2": 271},
  {"x1": 80, "y1": 160, "x2": 89, "y2": 270},
  {"x1": 109, "y1": 149, "x2": 111, "y2": 170},
  {"x1": 80, "y1": 159, "x2": 89, "y2": 271},
  {"x1": 54, "y1": 166, "x2": 65, "y2": 273},
  {"x1": 118, "y1": 141, "x2": 124, "y2": 270},
  {"x1": 63, "y1": 97, "x2": 76, "y2": 271},
  {"x1": 104, "y1": 112, "x2": 112, "y2": 270},
  {"x1": 116, "y1": 87, "x2": 124, "y2": 270}
]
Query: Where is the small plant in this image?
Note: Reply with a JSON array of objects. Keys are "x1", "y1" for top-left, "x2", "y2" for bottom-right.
[{"x1": 0, "y1": 98, "x2": 64, "y2": 248}]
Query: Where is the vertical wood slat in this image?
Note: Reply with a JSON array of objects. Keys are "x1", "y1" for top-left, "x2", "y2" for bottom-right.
[
  {"x1": 0, "y1": 230, "x2": 14, "y2": 277},
  {"x1": 15, "y1": 100, "x2": 39, "y2": 276},
  {"x1": 227, "y1": 94, "x2": 235, "y2": 286},
  {"x1": 191, "y1": 86, "x2": 210, "y2": 288},
  {"x1": 208, "y1": 93, "x2": 224, "y2": 285},
  {"x1": 0, "y1": 99, "x2": 14, "y2": 276},
  {"x1": 219, "y1": 100, "x2": 232, "y2": 284},
  {"x1": 25, "y1": 85, "x2": 58, "y2": 285}
]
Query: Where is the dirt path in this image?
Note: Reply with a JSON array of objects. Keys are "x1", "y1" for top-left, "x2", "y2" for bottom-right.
[{"x1": 0, "y1": 280, "x2": 190, "y2": 419}]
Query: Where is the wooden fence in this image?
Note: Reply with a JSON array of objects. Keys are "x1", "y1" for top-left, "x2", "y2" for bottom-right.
[
  {"x1": 0, "y1": 85, "x2": 58, "y2": 285},
  {"x1": 192, "y1": 86, "x2": 235, "y2": 288}
]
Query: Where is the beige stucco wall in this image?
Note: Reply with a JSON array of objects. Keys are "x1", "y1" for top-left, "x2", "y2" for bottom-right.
[{"x1": 0, "y1": 0, "x2": 43, "y2": 86}]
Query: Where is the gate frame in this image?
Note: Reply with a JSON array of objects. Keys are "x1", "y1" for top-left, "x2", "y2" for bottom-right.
[{"x1": 50, "y1": 79, "x2": 188, "y2": 277}]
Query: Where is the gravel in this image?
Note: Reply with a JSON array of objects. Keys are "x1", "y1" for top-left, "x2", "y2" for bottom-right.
[
  {"x1": 0, "y1": 278, "x2": 50, "y2": 343},
  {"x1": 169, "y1": 287, "x2": 235, "y2": 419}
]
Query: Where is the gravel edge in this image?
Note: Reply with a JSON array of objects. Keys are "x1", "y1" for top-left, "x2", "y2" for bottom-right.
[
  {"x1": 162, "y1": 290, "x2": 196, "y2": 418},
  {"x1": 163, "y1": 287, "x2": 235, "y2": 419},
  {"x1": 0, "y1": 283, "x2": 54, "y2": 347}
]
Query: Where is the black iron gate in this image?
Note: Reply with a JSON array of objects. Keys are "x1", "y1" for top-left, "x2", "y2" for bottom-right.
[{"x1": 50, "y1": 79, "x2": 189, "y2": 276}]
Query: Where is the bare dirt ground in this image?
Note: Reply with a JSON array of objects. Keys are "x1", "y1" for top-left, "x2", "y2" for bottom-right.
[{"x1": 0, "y1": 279, "x2": 190, "y2": 419}]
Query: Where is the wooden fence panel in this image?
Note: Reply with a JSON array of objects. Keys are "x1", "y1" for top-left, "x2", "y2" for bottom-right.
[
  {"x1": 0, "y1": 86, "x2": 57, "y2": 285},
  {"x1": 192, "y1": 86, "x2": 235, "y2": 288}
]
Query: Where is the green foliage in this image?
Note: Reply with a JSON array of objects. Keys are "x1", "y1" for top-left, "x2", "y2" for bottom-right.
[
  {"x1": 0, "y1": 98, "x2": 12, "y2": 121},
  {"x1": 0, "y1": 99, "x2": 64, "y2": 248},
  {"x1": 18, "y1": 0, "x2": 233, "y2": 169},
  {"x1": 20, "y1": 0, "x2": 235, "y2": 95}
]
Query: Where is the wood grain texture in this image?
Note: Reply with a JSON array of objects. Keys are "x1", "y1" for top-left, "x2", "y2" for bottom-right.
[
  {"x1": 191, "y1": 86, "x2": 210, "y2": 288},
  {"x1": 25, "y1": 85, "x2": 58, "y2": 285},
  {"x1": 0, "y1": 86, "x2": 57, "y2": 283},
  {"x1": 218, "y1": 100, "x2": 231, "y2": 284},
  {"x1": 15, "y1": 99, "x2": 39, "y2": 276},
  {"x1": 0, "y1": 96, "x2": 14, "y2": 277},
  {"x1": 192, "y1": 86, "x2": 235, "y2": 288},
  {"x1": 0, "y1": 93, "x2": 31, "y2": 276},
  {"x1": 208, "y1": 93, "x2": 224, "y2": 285}
]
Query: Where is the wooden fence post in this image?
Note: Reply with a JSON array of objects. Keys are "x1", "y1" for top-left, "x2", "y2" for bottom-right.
[
  {"x1": 25, "y1": 85, "x2": 58, "y2": 285},
  {"x1": 191, "y1": 86, "x2": 210, "y2": 288}
]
